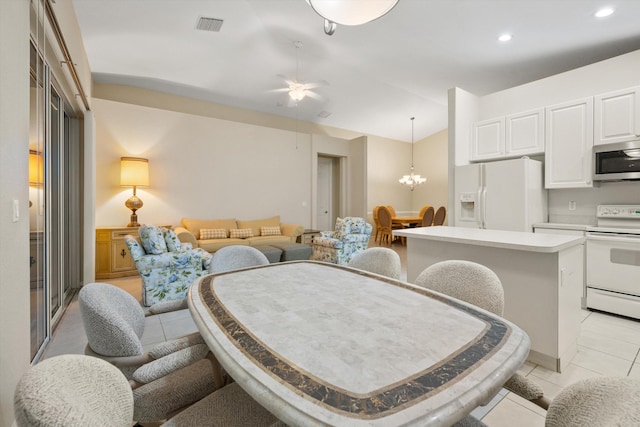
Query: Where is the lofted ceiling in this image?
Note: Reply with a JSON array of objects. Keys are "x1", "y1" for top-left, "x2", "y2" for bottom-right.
[{"x1": 71, "y1": 0, "x2": 640, "y2": 142}]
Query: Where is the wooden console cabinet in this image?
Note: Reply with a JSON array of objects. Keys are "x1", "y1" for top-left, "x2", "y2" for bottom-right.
[{"x1": 95, "y1": 227, "x2": 140, "y2": 279}]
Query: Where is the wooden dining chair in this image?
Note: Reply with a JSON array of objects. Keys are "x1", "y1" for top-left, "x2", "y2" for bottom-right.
[
  {"x1": 377, "y1": 206, "x2": 394, "y2": 246},
  {"x1": 372, "y1": 205, "x2": 382, "y2": 243},
  {"x1": 433, "y1": 206, "x2": 446, "y2": 226},
  {"x1": 418, "y1": 205, "x2": 431, "y2": 219},
  {"x1": 422, "y1": 206, "x2": 435, "y2": 227}
]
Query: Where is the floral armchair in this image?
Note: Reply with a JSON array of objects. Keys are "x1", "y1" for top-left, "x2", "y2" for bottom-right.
[
  {"x1": 125, "y1": 225, "x2": 213, "y2": 306},
  {"x1": 311, "y1": 217, "x2": 373, "y2": 265}
]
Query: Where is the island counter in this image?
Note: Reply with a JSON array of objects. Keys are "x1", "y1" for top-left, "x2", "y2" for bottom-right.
[{"x1": 394, "y1": 226, "x2": 585, "y2": 372}]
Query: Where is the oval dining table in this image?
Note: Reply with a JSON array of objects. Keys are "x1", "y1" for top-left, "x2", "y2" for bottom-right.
[{"x1": 188, "y1": 260, "x2": 530, "y2": 427}]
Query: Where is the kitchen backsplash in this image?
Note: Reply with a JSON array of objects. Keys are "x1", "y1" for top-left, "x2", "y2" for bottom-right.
[{"x1": 548, "y1": 181, "x2": 640, "y2": 225}]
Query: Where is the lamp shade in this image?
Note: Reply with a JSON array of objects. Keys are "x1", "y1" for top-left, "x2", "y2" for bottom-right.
[
  {"x1": 120, "y1": 157, "x2": 149, "y2": 187},
  {"x1": 29, "y1": 150, "x2": 44, "y2": 186},
  {"x1": 307, "y1": 0, "x2": 399, "y2": 25}
]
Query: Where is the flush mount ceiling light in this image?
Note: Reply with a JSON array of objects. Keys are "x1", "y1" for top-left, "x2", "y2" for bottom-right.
[
  {"x1": 398, "y1": 117, "x2": 426, "y2": 191},
  {"x1": 498, "y1": 33, "x2": 513, "y2": 42},
  {"x1": 306, "y1": 0, "x2": 400, "y2": 35},
  {"x1": 595, "y1": 7, "x2": 614, "y2": 18}
]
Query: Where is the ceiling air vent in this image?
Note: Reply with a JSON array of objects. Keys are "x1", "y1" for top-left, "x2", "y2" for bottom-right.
[{"x1": 196, "y1": 17, "x2": 224, "y2": 32}]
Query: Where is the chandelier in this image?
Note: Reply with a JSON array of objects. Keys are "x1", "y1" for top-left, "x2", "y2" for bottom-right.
[
  {"x1": 306, "y1": 0, "x2": 400, "y2": 35},
  {"x1": 399, "y1": 117, "x2": 426, "y2": 191}
]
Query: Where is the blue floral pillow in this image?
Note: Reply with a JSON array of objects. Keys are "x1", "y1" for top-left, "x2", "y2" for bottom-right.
[
  {"x1": 162, "y1": 228, "x2": 183, "y2": 252},
  {"x1": 139, "y1": 224, "x2": 168, "y2": 255},
  {"x1": 333, "y1": 217, "x2": 346, "y2": 239}
]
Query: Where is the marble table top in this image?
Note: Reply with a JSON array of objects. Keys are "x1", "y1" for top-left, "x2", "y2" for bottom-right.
[{"x1": 188, "y1": 261, "x2": 530, "y2": 427}]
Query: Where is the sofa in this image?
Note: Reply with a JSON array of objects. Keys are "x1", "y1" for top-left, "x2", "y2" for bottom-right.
[{"x1": 174, "y1": 215, "x2": 304, "y2": 253}]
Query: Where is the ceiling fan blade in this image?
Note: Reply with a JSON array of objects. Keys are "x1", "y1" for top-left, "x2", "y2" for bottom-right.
[
  {"x1": 305, "y1": 90, "x2": 323, "y2": 101},
  {"x1": 268, "y1": 87, "x2": 290, "y2": 93},
  {"x1": 302, "y1": 80, "x2": 329, "y2": 90}
]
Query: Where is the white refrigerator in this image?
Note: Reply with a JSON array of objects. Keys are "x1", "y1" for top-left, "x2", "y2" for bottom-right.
[{"x1": 454, "y1": 157, "x2": 547, "y2": 232}]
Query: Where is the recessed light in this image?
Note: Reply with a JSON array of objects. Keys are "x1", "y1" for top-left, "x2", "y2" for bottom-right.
[
  {"x1": 595, "y1": 7, "x2": 614, "y2": 18},
  {"x1": 498, "y1": 33, "x2": 512, "y2": 42}
]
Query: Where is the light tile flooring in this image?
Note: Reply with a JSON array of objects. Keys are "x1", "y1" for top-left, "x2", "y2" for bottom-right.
[{"x1": 43, "y1": 241, "x2": 640, "y2": 426}]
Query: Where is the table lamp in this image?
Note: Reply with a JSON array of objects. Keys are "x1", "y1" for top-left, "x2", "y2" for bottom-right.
[{"x1": 120, "y1": 157, "x2": 149, "y2": 227}]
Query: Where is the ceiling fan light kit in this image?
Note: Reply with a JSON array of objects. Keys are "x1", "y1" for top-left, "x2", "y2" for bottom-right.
[
  {"x1": 399, "y1": 117, "x2": 426, "y2": 191},
  {"x1": 307, "y1": 0, "x2": 400, "y2": 35}
]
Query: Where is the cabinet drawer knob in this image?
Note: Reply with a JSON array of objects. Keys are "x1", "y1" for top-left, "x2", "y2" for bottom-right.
[{"x1": 121, "y1": 249, "x2": 127, "y2": 258}]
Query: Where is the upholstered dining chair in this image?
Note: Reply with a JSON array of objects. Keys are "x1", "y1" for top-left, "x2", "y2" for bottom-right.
[
  {"x1": 14, "y1": 354, "x2": 279, "y2": 427},
  {"x1": 422, "y1": 206, "x2": 435, "y2": 227},
  {"x1": 78, "y1": 282, "x2": 219, "y2": 423},
  {"x1": 347, "y1": 247, "x2": 402, "y2": 279},
  {"x1": 414, "y1": 260, "x2": 551, "y2": 411},
  {"x1": 209, "y1": 245, "x2": 270, "y2": 274},
  {"x1": 433, "y1": 206, "x2": 447, "y2": 226},
  {"x1": 14, "y1": 354, "x2": 133, "y2": 427}
]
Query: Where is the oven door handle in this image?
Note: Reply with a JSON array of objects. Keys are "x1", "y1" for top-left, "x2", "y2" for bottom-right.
[{"x1": 587, "y1": 232, "x2": 640, "y2": 242}]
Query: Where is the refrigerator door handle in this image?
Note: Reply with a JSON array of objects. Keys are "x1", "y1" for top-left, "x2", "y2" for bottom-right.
[
  {"x1": 481, "y1": 188, "x2": 487, "y2": 229},
  {"x1": 476, "y1": 188, "x2": 483, "y2": 228}
]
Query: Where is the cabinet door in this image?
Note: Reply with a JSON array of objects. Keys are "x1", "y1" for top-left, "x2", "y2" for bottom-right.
[
  {"x1": 112, "y1": 239, "x2": 136, "y2": 272},
  {"x1": 545, "y1": 97, "x2": 594, "y2": 189},
  {"x1": 471, "y1": 117, "x2": 504, "y2": 161},
  {"x1": 594, "y1": 86, "x2": 640, "y2": 146},
  {"x1": 505, "y1": 108, "x2": 544, "y2": 156}
]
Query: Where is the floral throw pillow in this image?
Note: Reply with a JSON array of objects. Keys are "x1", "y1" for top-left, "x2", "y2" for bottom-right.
[
  {"x1": 139, "y1": 224, "x2": 168, "y2": 255},
  {"x1": 163, "y1": 228, "x2": 183, "y2": 252}
]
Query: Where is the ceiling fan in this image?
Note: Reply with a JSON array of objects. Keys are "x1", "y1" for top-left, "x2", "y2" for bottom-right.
[{"x1": 272, "y1": 41, "x2": 328, "y2": 106}]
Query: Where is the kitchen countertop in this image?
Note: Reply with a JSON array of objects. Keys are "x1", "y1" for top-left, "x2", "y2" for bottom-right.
[{"x1": 393, "y1": 226, "x2": 584, "y2": 253}]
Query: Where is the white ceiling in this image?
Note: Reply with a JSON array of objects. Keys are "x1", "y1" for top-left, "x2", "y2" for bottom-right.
[{"x1": 71, "y1": 0, "x2": 640, "y2": 142}]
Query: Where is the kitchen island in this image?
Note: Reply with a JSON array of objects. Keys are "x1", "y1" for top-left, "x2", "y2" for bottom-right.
[{"x1": 394, "y1": 226, "x2": 585, "y2": 372}]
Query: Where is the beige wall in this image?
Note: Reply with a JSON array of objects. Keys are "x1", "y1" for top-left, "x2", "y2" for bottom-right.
[
  {"x1": 93, "y1": 86, "x2": 448, "y2": 230},
  {"x1": 412, "y1": 129, "x2": 449, "y2": 223},
  {"x1": 93, "y1": 96, "x2": 372, "y2": 229},
  {"x1": 0, "y1": 1, "x2": 33, "y2": 426}
]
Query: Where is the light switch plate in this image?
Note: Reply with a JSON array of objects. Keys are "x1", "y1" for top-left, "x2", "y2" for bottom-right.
[{"x1": 12, "y1": 199, "x2": 19, "y2": 222}]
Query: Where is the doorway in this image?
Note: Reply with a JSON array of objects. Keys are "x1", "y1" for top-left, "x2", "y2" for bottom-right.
[{"x1": 317, "y1": 155, "x2": 341, "y2": 231}]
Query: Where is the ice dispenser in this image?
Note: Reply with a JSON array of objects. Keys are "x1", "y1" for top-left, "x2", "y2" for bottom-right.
[{"x1": 459, "y1": 192, "x2": 477, "y2": 222}]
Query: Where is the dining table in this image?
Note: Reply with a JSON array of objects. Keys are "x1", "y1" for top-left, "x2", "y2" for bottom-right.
[
  {"x1": 391, "y1": 215, "x2": 423, "y2": 227},
  {"x1": 188, "y1": 260, "x2": 531, "y2": 427}
]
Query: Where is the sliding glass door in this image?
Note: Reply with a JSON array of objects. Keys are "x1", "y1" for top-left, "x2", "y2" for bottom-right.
[{"x1": 29, "y1": 39, "x2": 83, "y2": 362}]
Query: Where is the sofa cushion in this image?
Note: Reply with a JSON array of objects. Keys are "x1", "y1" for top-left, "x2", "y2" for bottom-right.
[
  {"x1": 139, "y1": 224, "x2": 168, "y2": 255},
  {"x1": 237, "y1": 216, "x2": 280, "y2": 239},
  {"x1": 200, "y1": 228, "x2": 227, "y2": 240},
  {"x1": 182, "y1": 218, "x2": 237, "y2": 240},
  {"x1": 246, "y1": 235, "x2": 291, "y2": 246},
  {"x1": 260, "y1": 226, "x2": 281, "y2": 236},
  {"x1": 198, "y1": 239, "x2": 248, "y2": 253},
  {"x1": 230, "y1": 228, "x2": 254, "y2": 239},
  {"x1": 163, "y1": 228, "x2": 183, "y2": 252}
]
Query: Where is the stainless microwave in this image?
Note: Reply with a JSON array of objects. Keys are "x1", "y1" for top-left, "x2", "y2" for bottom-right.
[{"x1": 594, "y1": 141, "x2": 640, "y2": 181}]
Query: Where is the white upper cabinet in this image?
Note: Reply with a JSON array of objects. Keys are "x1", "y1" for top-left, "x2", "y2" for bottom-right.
[
  {"x1": 594, "y1": 86, "x2": 640, "y2": 146},
  {"x1": 545, "y1": 97, "x2": 594, "y2": 189},
  {"x1": 471, "y1": 108, "x2": 544, "y2": 161},
  {"x1": 472, "y1": 117, "x2": 504, "y2": 160},
  {"x1": 505, "y1": 108, "x2": 545, "y2": 156}
]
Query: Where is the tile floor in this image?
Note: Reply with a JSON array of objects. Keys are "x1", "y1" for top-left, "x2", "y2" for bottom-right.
[{"x1": 43, "y1": 241, "x2": 640, "y2": 426}]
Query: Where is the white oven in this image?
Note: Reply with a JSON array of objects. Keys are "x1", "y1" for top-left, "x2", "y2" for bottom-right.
[{"x1": 586, "y1": 205, "x2": 640, "y2": 320}]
